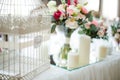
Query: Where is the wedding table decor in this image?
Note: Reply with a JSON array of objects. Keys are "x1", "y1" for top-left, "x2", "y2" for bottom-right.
[{"x1": 47, "y1": 0, "x2": 99, "y2": 68}]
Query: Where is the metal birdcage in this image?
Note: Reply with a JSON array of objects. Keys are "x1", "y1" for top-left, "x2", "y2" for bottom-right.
[{"x1": 0, "y1": 0, "x2": 51, "y2": 80}]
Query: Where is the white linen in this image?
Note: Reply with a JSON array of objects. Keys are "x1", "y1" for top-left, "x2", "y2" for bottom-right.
[{"x1": 33, "y1": 53, "x2": 120, "y2": 80}]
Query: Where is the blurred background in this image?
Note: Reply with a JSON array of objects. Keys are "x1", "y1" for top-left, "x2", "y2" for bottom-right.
[{"x1": 42, "y1": 0, "x2": 120, "y2": 20}]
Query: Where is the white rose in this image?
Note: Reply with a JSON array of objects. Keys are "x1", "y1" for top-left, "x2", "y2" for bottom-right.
[
  {"x1": 47, "y1": 1, "x2": 57, "y2": 14},
  {"x1": 47, "y1": 1, "x2": 57, "y2": 8}
]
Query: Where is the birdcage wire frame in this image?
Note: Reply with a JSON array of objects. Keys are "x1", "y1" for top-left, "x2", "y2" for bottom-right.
[{"x1": 0, "y1": 0, "x2": 51, "y2": 80}]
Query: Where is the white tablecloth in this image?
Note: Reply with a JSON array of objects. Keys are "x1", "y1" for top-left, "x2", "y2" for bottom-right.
[{"x1": 33, "y1": 53, "x2": 120, "y2": 80}]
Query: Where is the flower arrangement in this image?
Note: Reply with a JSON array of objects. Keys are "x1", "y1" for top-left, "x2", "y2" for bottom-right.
[
  {"x1": 111, "y1": 21, "x2": 120, "y2": 43},
  {"x1": 47, "y1": 0, "x2": 108, "y2": 66},
  {"x1": 47, "y1": 0, "x2": 107, "y2": 39},
  {"x1": 48, "y1": 0, "x2": 86, "y2": 37},
  {"x1": 79, "y1": 20, "x2": 108, "y2": 39}
]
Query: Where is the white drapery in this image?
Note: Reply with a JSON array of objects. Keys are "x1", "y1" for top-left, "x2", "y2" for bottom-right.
[{"x1": 33, "y1": 53, "x2": 120, "y2": 80}]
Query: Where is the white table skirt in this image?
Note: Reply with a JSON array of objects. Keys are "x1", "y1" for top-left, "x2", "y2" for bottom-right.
[{"x1": 33, "y1": 53, "x2": 120, "y2": 80}]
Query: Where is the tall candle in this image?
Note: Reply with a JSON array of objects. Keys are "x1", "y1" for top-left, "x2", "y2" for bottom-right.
[
  {"x1": 67, "y1": 51, "x2": 79, "y2": 69},
  {"x1": 67, "y1": 0, "x2": 71, "y2": 5},
  {"x1": 98, "y1": 45, "x2": 108, "y2": 60},
  {"x1": 78, "y1": 35, "x2": 91, "y2": 67}
]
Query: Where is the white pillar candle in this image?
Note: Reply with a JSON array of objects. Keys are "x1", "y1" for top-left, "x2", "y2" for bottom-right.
[
  {"x1": 98, "y1": 45, "x2": 108, "y2": 60},
  {"x1": 67, "y1": 51, "x2": 79, "y2": 69},
  {"x1": 78, "y1": 35, "x2": 91, "y2": 66}
]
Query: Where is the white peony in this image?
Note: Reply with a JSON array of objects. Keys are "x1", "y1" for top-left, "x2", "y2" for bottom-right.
[{"x1": 65, "y1": 18, "x2": 78, "y2": 29}]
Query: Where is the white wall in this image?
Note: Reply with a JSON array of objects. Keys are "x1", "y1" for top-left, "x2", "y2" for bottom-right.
[{"x1": 102, "y1": 0, "x2": 118, "y2": 19}]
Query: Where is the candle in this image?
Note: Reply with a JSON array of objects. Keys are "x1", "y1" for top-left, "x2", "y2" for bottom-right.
[
  {"x1": 67, "y1": 51, "x2": 79, "y2": 69},
  {"x1": 98, "y1": 45, "x2": 108, "y2": 60},
  {"x1": 67, "y1": 0, "x2": 71, "y2": 5},
  {"x1": 78, "y1": 35, "x2": 91, "y2": 67}
]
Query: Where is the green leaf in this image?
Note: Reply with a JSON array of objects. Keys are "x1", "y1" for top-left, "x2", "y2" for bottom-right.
[
  {"x1": 61, "y1": 0, "x2": 65, "y2": 4},
  {"x1": 90, "y1": 24, "x2": 97, "y2": 32},
  {"x1": 78, "y1": 30, "x2": 85, "y2": 34},
  {"x1": 88, "y1": 15, "x2": 93, "y2": 21},
  {"x1": 51, "y1": 24, "x2": 56, "y2": 33},
  {"x1": 86, "y1": 11, "x2": 91, "y2": 18},
  {"x1": 86, "y1": 11, "x2": 93, "y2": 21}
]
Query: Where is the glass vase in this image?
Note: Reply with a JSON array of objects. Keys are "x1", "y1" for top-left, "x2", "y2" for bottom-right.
[{"x1": 58, "y1": 37, "x2": 71, "y2": 67}]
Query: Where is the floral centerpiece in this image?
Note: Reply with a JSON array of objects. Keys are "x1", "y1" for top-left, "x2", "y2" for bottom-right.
[
  {"x1": 111, "y1": 21, "x2": 120, "y2": 49},
  {"x1": 47, "y1": 0, "x2": 107, "y2": 66},
  {"x1": 47, "y1": 0, "x2": 108, "y2": 39},
  {"x1": 111, "y1": 21, "x2": 120, "y2": 37}
]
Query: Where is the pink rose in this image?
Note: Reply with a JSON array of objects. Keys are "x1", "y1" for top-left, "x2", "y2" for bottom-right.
[
  {"x1": 53, "y1": 10, "x2": 62, "y2": 20},
  {"x1": 81, "y1": 7, "x2": 88, "y2": 14},
  {"x1": 91, "y1": 20, "x2": 98, "y2": 26},
  {"x1": 67, "y1": 8, "x2": 74, "y2": 16}
]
